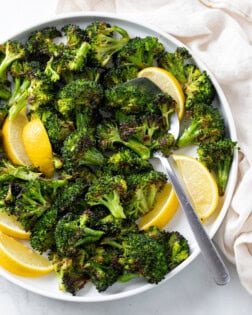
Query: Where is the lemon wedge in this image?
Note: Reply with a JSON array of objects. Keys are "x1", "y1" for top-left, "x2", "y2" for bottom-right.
[
  {"x1": 22, "y1": 117, "x2": 54, "y2": 177},
  {"x1": 0, "y1": 231, "x2": 53, "y2": 277},
  {"x1": 1, "y1": 113, "x2": 31, "y2": 166},
  {"x1": 173, "y1": 154, "x2": 219, "y2": 222}
]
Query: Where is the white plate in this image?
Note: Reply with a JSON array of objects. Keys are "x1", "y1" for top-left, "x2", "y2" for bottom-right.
[{"x1": 0, "y1": 12, "x2": 238, "y2": 302}]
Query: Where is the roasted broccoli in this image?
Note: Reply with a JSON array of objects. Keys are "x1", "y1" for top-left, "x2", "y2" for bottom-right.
[
  {"x1": 37, "y1": 107, "x2": 74, "y2": 153},
  {"x1": 102, "y1": 66, "x2": 139, "y2": 88},
  {"x1": 177, "y1": 103, "x2": 225, "y2": 148},
  {"x1": 0, "y1": 41, "x2": 26, "y2": 81},
  {"x1": 105, "y1": 84, "x2": 153, "y2": 114},
  {"x1": 85, "y1": 21, "x2": 130, "y2": 66},
  {"x1": 30, "y1": 207, "x2": 58, "y2": 253},
  {"x1": 158, "y1": 47, "x2": 192, "y2": 84},
  {"x1": 183, "y1": 64, "x2": 215, "y2": 108},
  {"x1": 52, "y1": 250, "x2": 88, "y2": 295},
  {"x1": 61, "y1": 24, "x2": 86, "y2": 48},
  {"x1": 116, "y1": 36, "x2": 164, "y2": 69},
  {"x1": 55, "y1": 212, "x2": 104, "y2": 256},
  {"x1": 61, "y1": 128, "x2": 105, "y2": 173},
  {"x1": 105, "y1": 149, "x2": 152, "y2": 175},
  {"x1": 14, "y1": 178, "x2": 66, "y2": 231},
  {"x1": 83, "y1": 245, "x2": 122, "y2": 292},
  {"x1": 197, "y1": 139, "x2": 237, "y2": 195},
  {"x1": 26, "y1": 26, "x2": 63, "y2": 59},
  {"x1": 97, "y1": 121, "x2": 151, "y2": 160},
  {"x1": 85, "y1": 175, "x2": 127, "y2": 219},
  {"x1": 56, "y1": 79, "x2": 103, "y2": 119},
  {"x1": 125, "y1": 171, "x2": 166, "y2": 220}
]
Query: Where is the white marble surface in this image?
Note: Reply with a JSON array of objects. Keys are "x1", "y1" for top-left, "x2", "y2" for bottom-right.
[{"x1": 1, "y1": 1, "x2": 252, "y2": 314}]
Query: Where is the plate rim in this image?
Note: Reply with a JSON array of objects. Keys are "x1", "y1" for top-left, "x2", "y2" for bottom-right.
[{"x1": 0, "y1": 11, "x2": 239, "y2": 302}]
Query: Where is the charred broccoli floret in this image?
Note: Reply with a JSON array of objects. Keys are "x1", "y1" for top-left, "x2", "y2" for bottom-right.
[
  {"x1": 0, "y1": 41, "x2": 26, "y2": 81},
  {"x1": 125, "y1": 170, "x2": 166, "y2": 220},
  {"x1": 104, "y1": 84, "x2": 152, "y2": 114},
  {"x1": 158, "y1": 47, "x2": 192, "y2": 84},
  {"x1": 55, "y1": 212, "x2": 104, "y2": 256},
  {"x1": 61, "y1": 24, "x2": 86, "y2": 48},
  {"x1": 56, "y1": 79, "x2": 103, "y2": 119},
  {"x1": 197, "y1": 139, "x2": 237, "y2": 195},
  {"x1": 85, "y1": 21, "x2": 130, "y2": 66},
  {"x1": 177, "y1": 103, "x2": 225, "y2": 148},
  {"x1": 97, "y1": 121, "x2": 151, "y2": 160},
  {"x1": 14, "y1": 178, "x2": 66, "y2": 231},
  {"x1": 52, "y1": 250, "x2": 88, "y2": 295},
  {"x1": 116, "y1": 36, "x2": 164, "y2": 69},
  {"x1": 102, "y1": 66, "x2": 139, "y2": 88},
  {"x1": 183, "y1": 64, "x2": 215, "y2": 108},
  {"x1": 85, "y1": 175, "x2": 127, "y2": 219},
  {"x1": 26, "y1": 26, "x2": 63, "y2": 59},
  {"x1": 105, "y1": 149, "x2": 152, "y2": 175}
]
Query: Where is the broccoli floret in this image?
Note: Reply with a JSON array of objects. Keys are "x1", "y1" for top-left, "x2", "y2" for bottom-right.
[
  {"x1": 105, "y1": 84, "x2": 152, "y2": 114},
  {"x1": 177, "y1": 103, "x2": 225, "y2": 148},
  {"x1": 97, "y1": 122, "x2": 151, "y2": 160},
  {"x1": 55, "y1": 212, "x2": 104, "y2": 256},
  {"x1": 37, "y1": 107, "x2": 74, "y2": 153},
  {"x1": 14, "y1": 178, "x2": 66, "y2": 231},
  {"x1": 125, "y1": 170, "x2": 166, "y2": 220},
  {"x1": 61, "y1": 129, "x2": 105, "y2": 173},
  {"x1": 118, "y1": 232, "x2": 168, "y2": 284},
  {"x1": 61, "y1": 24, "x2": 86, "y2": 48},
  {"x1": 63, "y1": 42, "x2": 90, "y2": 72},
  {"x1": 85, "y1": 175, "x2": 127, "y2": 219},
  {"x1": 152, "y1": 93, "x2": 176, "y2": 131},
  {"x1": 8, "y1": 62, "x2": 54, "y2": 120},
  {"x1": 103, "y1": 66, "x2": 139, "y2": 88},
  {"x1": 26, "y1": 27, "x2": 63, "y2": 59},
  {"x1": 197, "y1": 139, "x2": 237, "y2": 195},
  {"x1": 158, "y1": 47, "x2": 192, "y2": 84},
  {"x1": 165, "y1": 231, "x2": 190, "y2": 270},
  {"x1": 30, "y1": 207, "x2": 58, "y2": 253},
  {"x1": 184, "y1": 64, "x2": 215, "y2": 108},
  {"x1": 53, "y1": 179, "x2": 88, "y2": 214},
  {"x1": 85, "y1": 21, "x2": 130, "y2": 66},
  {"x1": 56, "y1": 79, "x2": 103, "y2": 119},
  {"x1": 0, "y1": 41, "x2": 26, "y2": 81},
  {"x1": 116, "y1": 36, "x2": 164, "y2": 69},
  {"x1": 119, "y1": 113, "x2": 161, "y2": 147},
  {"x1": 105, "y1": 149, "x2": 152, "y2": 175},
  {"x1": 52, "y1": 250, "x2": 88, "y2": 295},
  {"x1": 83, "y1": 245, "x2": 122, "y2": 292}
]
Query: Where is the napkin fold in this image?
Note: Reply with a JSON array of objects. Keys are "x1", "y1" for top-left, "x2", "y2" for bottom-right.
[{"x1": 56, "y1": 0, "x2": 252, "y2": 294}]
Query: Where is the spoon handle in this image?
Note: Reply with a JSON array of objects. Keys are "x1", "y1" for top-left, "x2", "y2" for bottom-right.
[{"x1": 157, "y1": 154, "x2": 230, "y2": 285}]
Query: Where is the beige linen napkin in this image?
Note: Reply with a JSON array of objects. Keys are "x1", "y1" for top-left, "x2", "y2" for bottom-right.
[{"x1": 56, "y1": 0, "x2": 252, "y2": 294}]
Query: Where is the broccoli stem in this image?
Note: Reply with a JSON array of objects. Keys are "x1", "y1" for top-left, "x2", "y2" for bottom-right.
[
  {"x1": 217, "y1": 159, "x2": 230, "y2": 196},
  {"x1": 100, "y1": 191, "x2": 126, "y2": 219},
  {"x1": 122, "y1": 139, "x2": 150, "y2": 160}
]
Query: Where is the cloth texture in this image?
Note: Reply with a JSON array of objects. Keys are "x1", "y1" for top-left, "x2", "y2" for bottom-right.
[{"x1": 56, "y1": 0, "x2": 252, "y2": 294}]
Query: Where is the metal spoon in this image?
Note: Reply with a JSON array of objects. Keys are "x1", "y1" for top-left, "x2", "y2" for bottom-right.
[{"x1": 124, "y1": 77, "x2": 230, "y2": 285}]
